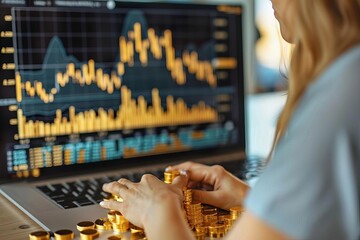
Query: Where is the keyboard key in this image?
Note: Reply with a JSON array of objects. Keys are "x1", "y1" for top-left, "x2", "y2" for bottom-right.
[
  {"x1": 59, "y1": 201, "x2": 78, "y2": 209},
  {"x1": 74, "y1": 198, "x2": 94, "y2": 207}
]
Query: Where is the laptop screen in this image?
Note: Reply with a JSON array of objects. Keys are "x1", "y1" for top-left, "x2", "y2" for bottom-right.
[{"x1": 0, "y1": 0, "x2": 251, "y2": 180}]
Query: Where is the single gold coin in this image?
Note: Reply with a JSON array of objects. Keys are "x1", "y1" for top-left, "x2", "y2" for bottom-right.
[
  {"x1": 130, "y1": 232, "x2": 147, "y2": 240},
  {"x1": 29, "y1": 231, "x2": 50, "y2": 240},
  {"x1": 77, "y1": 221, "x2": 95, "y2": 231},
  {"x1": 79, "y1": 229, "x2": 99, "y2": 240},
  {"x1": 54, "y1": 229, "x2": 74, "y2": 240},
  {"x1": 114, "y1": 194, "x2": 124, "y2": 202},
  {"x1": 108, "y1": 236, "x2": 122, "y2": 240},
  {"x1": 218, "y1": 214, "x2": 232, "y2": 221},
  {"x1": 130, "y1": 225, "x2": 144, "y2": 234}
]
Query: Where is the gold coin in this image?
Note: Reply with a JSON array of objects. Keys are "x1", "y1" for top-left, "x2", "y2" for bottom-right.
[
  {"x1": 208, "y1": 223, "x2": 225, "y2": 234},
  {"x1": 77, "y1": 221, "x2": 95, "y2": 231},
  {"x1": 29, "y1": 231, "x2": 50, "y2": 240},
  {"x1": 130, "y1": 225, "x2": 144, "y2": 234},
  {"x1": 218, "y1": 214, "x2": 231, "y2": 221},
  {"x1": 130, "y1": 232, "x2": 147, "y2": 240},
  {"x1": 54, "y1": 229, "x2": 74, "y2": 240},
  {"x1": 108, "y1": 236, "x2": 122, "y2": 240},
  {"x1": 79, "y1": 229, "x2": 99, "y2": 240},
  {"x1": 202, "y1": 208, "x2": 217, "y2": 215},
  {"x1": 114, "y1": 195, "x2": 124, "y2": 202}
]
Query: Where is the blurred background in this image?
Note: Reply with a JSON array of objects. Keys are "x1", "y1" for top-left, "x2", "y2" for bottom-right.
[
  {"x1": 254, "y1": 0, "x2": 291, "y2": 93},
  {"x1": 247, "y1": 0, "x2": 291, "y2": 157}
]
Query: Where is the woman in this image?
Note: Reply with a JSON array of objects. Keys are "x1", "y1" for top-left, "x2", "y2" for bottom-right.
[{"x1": 100, "y1": 0, "x2": 360, "y2": 239}]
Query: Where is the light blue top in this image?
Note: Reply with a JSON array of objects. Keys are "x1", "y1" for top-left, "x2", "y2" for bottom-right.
[{"x1": 245, "y1": 44, "x2": 360, "y2": 240}]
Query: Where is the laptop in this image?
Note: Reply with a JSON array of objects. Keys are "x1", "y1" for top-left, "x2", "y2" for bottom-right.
[{"x1": 0, "y1": 0, "x2": 255, "y2": 234}]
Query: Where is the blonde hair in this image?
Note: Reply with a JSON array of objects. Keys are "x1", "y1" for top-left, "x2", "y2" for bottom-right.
[{"x1": 270, "y1": 0, "x2": 360, "y2": 157}]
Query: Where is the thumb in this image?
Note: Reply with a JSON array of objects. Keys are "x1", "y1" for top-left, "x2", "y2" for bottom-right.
[{"x1": 172, "y1": 169, "x2": 189, "y2": 188}]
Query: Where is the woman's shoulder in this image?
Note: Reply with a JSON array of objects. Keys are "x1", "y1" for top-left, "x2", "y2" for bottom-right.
[
  {"x1": 308, "y1": 44, "x2": 360, "y2": 99},
  {"x1": 291, "y1": 44, "x2": 360, "y2": 130}
]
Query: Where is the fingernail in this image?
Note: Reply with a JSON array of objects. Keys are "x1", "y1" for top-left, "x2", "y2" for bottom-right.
[
  {"x1": 99, "y1": 201, "x2": 106, "y2": 207},
  {"x1": 165, "y1": 166, "x2": 172, "y2": 172},
  {"x1": 180, "y1": 169, "x2": 188, "y2": 176}
]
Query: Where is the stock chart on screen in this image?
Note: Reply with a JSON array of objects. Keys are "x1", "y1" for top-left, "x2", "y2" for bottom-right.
[{"x1": 0, "y1": 1, "x2": 245, "y2": 178}]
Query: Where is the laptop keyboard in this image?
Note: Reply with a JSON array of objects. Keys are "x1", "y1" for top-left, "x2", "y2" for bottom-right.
[
  {"x1": 36, "y1": 157, "x2": 265, "y2": 209},
  {"x1": 36, "y1": 170, "x2": 164, "y2": 209}
]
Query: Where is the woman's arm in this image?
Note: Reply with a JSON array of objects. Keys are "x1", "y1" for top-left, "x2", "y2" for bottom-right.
[
  {"x1": 141, "y1": 191, "x2": 194, "y2": 240},
  {"x1": 226, "y1": 211, "x2": 291, "y2": 240}
]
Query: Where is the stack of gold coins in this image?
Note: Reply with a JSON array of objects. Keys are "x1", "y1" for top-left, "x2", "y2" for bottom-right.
[
  {"x1": 54, "y1": 229, "x2": 74, "y2": 240},
  {"x1": 230, "y1": 206, "x2": 243, "y2": 220},
  {"x1": 195, "y1": 224, "x2": 207, "y2": 236},
  {"x1": 29, "y1": 231, "x2": 50, "y2": 240},
  {"x1": 76, "y1": 221, "x2": 98, "y2": 240},
  {"x1": 217, "y1": 210, "x2": 232, "y2": 233},
  {"x1": 95, "y1": 218, "x2": 112, "y2": 231},
  {"x1": 208, "y1": 223, "x2": 226, "y2": 238},
  {"x1": 107, "y1": 210, "x2": 117, "y2": 223},
  {"x1": 112, "y1": 211, "x2": 130, "y2": 233},
  {"x1": 220, "y1": 215, "x2": 234, "y2": 233},
  {"x1": 184, "y1": 201, "x2": 203, "y2": 228},
  {"x1": 163, "y1": 169, "x2": 180, "y2": 184},
  {"x1": 193, "y1": 231, "x2": 206, "y2": 240},
  {"x1": 183, "y1": 188, "x2": 193, "y2": 204},
  {"x1": 202, "y1": 210, "x2": 218, "y2": 226}
]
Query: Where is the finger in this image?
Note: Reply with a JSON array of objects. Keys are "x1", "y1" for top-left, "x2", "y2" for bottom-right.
[
  {"x1": 182, "y1": 165, "x2": 221, "y2": 187},
  {"x1": 103, "y1": 181, "x2": 129, "y2": 198},
  {"x1": 140, "y1": 173, "x2": 159, "y2": 184},
  {"x1": 100, "y1": 199, "x2": 122, "y2": 211},
  {"x1": 191, "y1": 189, "x2": 225, "y2": 208},
  {"x1": 171, "y1": 161, "x2": 207, "y2": 171},
  {"x1": 171, "y1": 170, "x2": 189, "y2": 188},
  {"x1": 118, "y1": 178, "x2": 136, "y2": 188}
]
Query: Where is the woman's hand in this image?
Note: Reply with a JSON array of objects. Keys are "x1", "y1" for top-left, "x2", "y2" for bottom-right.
[
  {"x1": 170, "y1": 161, "x2": 249, "y2": 210},
  {"x1": 100, "y1": 172, "x2": 188, "y2": 229}
]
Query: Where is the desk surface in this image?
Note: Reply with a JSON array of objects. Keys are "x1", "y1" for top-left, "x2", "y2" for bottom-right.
[{"x1": 0, "y1": 194, "x2": 43, "y2": 240}]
